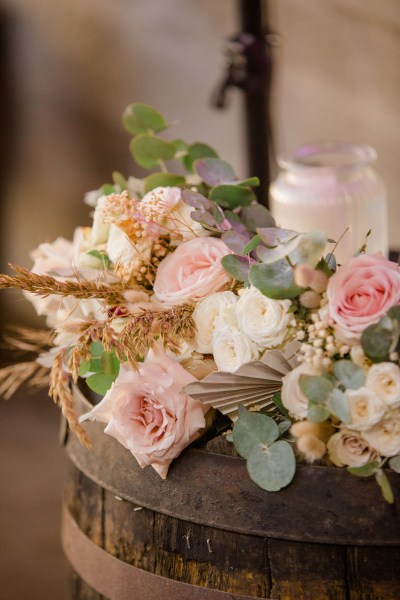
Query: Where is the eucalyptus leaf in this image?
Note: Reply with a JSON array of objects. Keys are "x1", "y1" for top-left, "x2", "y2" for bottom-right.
[
  {"x1": 87, "y1": 250, "x2": 111, "y2": 269},
  {"x1": 300, "y1": 375, "x2": 334, "y2": 404},
  {"x1": 101, "y1": 351, "x2": 120, "y2": 377},
  {"x1": 233, "y1": 406, "x2": 280, "y2": 459},
  {"x1": 347, "y1": 461, "x2": 380, "y2": 477},
  {"x1": 388, "y1": 305, "x2": 400, "y2": 322},
  {"x1": 256, "y1": 227, "x2": 299, "y2": 248},
  {"x1": 209, "y1": 185, "x2": 255, "y2": 209},
  {"x1": 242, "y1": 234, "x2": 261, "y2": 255},
  {"x1": 325, "y1": 252, "x2": 337, "y2": 271},
  {"x1": 143, "y1": 173, "x2": 185, "y2": 194},
  {"x1": 307, "y1": 404, "x2": 330, "y2": 423},
  {"x1": 190, "y1": 209, "x2": 217, "y2": 229},
  {"x1": 333, "y1": 360, "x2": 365, "y2": 390},
  {"x1": 112, "y1": 171, "x2": 127, "y2": 189},
  {"x1": 241, "y1": 204, "x2": 275, "y2": 232},
  {"x1": 249, "y1": 260, "x2": 304, "y2": 299},
  {"x1": 272, "y1": 391, "x2": 291, "y2": 418},
  {"x1": 130, "y1": 134, "x2": 175, "y2": 169},
  {"x1": 375, "y1": 469, "x2": 394, "y2": 504},
  {"x1": 86, "y1": 373, "x2": 116, "y2": 395},
  {"x1": 78, "y1": 359, "x2": 91, "y2": 377},
  {"x1": 182, "y1": 142, "x2": 218, "y2": 172},
  {"x1": 221, "y1": 231, "x2": 251, "y2": 254},
  {"x1": 361, "y1": 317, "x2": 394, "y2": 363},
  {"x1": 237, "y1": 176, "x2": 260, "y2": 188},
  {"x1": 389, "y1": 455, "x2": 400, "y2": 473},
  {"x1": 288, "y1": 230, "x2": 327, "y2": 266},
  {"x1": 278, "y1": 419, "x2": 292, "y2": 435},
  {"x1": 194, "y1": 157, "x2": 237, "y2": 187},
  {"x1": 181, "y1": 189, "x2": 211, "y2": 209},
  {"x1": 247, "y1": 440, "x2": 296, "y2": 492},
  {"x1": 122, "y1": 103, "x2": 167, "y2": 135},
  {"x1": 171, "y1": 139, "x2": 188, "y2": 153},
  {"x1": 328, "y1": 388, "x2": 350, "y2": 423},
  {"x1": 221, "y1": 254, "x2": 251, "y2": 283}
]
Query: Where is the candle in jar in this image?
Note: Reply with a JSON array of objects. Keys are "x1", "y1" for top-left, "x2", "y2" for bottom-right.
[{"x1": 269, "y1": 143, "x2": 388, "y2": 265}]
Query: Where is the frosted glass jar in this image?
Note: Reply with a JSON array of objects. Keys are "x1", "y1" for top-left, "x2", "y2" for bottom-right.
[{"x1": 269, "y1": 143, "x2": 388, "y2": 265}]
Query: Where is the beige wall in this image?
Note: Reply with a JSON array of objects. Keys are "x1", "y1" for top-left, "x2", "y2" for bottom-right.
[{"x1": 1, "y1": 0, "x2": 399, "y2": 325}]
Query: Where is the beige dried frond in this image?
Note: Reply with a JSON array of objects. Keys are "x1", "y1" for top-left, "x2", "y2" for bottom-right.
[
  {"x1": 49, "y1": 349, "x2": 91, "y2": 448},
  {"x1": 0, "y1": 264, "x2": 127, "y2": 305},
  {"x1": 0, "y1": 361, "x2": 49, "y2": 400}
]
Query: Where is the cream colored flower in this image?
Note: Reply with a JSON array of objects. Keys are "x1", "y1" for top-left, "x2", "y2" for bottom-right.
[
  {"x1": 212, "y1": 325, "x2": 259, "y2": 373},
  {"x1": 327, "y1": 429, "x2": 378, "y2": 467},
  {"x1": 193, "y1": 291, "x2": 238, "y2": 354},
  {"x1": 107, "y1": 223, "x2": 152, "y2": 268},
  {"x1": 281, "y1": 362, "x2": 321, "y2": 420},
  {"x1": 236, "y1": 286, "x2": 291, "y2": 349},
  {"x1": 350, "y1": 345, "x2": 371, "y2": 371},
  {"x1": 362, "y1": 410, "x2": 400, "y2": 457},
  {"x1": 346, "y1": 387, "x2": 386, "y2": 431},
  {"x1": 366, "y1": 362, "x2": 400, "y2": 408},
  {"x1": 91, "y1": 195, "x2": 111, "y2": 245}
]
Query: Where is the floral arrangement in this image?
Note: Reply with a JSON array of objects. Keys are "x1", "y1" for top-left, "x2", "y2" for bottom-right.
[{"x1": 1, "y1": 103, "x2": 399, "y2": 501}]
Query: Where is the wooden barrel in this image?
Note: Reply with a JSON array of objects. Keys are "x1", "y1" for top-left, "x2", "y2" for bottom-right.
[{"x1": 62, "y1": 387, "x2": 400, "y2": 600}]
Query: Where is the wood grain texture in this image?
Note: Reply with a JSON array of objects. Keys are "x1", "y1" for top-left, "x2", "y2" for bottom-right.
[{"x1": 64, "y1": 433, "x2": 400, "y2": 599}]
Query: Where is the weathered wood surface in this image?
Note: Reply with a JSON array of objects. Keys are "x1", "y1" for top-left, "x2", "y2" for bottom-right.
[
  {"x1": 64, "y1": 459, "x2": 400, "y2": 600},
  {"x1": 63, "y1": 388, "x2": 400, "y2": 599}
]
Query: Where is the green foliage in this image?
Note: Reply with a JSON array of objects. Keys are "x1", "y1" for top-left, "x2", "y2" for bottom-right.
[
  {"x1": 347, "y1": 461, "x2": 380, "y2": 477},
  {"x1": 112, "y1": 171, "x2": 127, "y2": 189},
  {"x1": 181, "y1": 143, "x2": 218, "y2": 172},
  {"x1": 86, "y1": 250, "x2": 111, "y2": 269},
  {"x1": 375, "y1": 469, "x2": 394, "y2": 504},
  {"x1": 328, "y1": 388, "x2": 350, "y2": 424},
  {"x1": 194, "y1": 157, "x2": 237, "y2": 186},
  {"x1": 333, "y1": 360, "x2": 365, "y2": 390},
  {"x1": 122, "y1": 103, "x2": 168, "y2": 135},
  {"x1": 233, "y1": 406, "x2": 296, "y2": 492},
  {"x1": 249, "y1": 260, "x2": 304, "y2": 299},
  {"x1": 143, "y1": 173, "x2": 185, "y2": 194},
  {"x1": 241, "y1": 204, "x2": 275, "y2": 232},
  {"x1": 242, "y1": 234, "x2": 261, "y2": 255},
  {"x1": 209, "y1": 185, "x2": 255, "y2": 209},
  {"x1": 300, "y1": 375, "x2": 334, "y2": 404},
  {"x1": 221, "y1": 254, "x2": 251, "y2": 283},
  {"x1": 78, "y1": 341, "x2": 120, "y2": 395},
  {"x1": 389, "y1": 455, "x2": 400, "y2": 473},
  {"x1": 361, "y1": 316, "x2": 396, "y2": 363},
  {"x1": 130, "y1": 134, "x2": 176, "y2": 169}
]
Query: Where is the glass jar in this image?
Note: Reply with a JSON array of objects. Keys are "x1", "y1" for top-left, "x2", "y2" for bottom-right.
[{"x1": 269, "y1": 142, "x2": 388, "y2": 265}]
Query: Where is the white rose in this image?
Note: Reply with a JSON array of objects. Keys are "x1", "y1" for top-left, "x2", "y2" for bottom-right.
[
  {"x1": 327, "y1": 429, "x2": 378, "y2": 467},
  {"x1": 193, "y1": 292, "x2": 238, "y2": 354},
  {"x1": 366, "y1": 362, "x2": 400, "y2": 408},
  {"x1": 236, "y1": 286, "x2": 291, "y2": 349},
  {"x1": 107, "y1": 223, "x2": 152, "y2": 268},
  {"x1": 281, "y1": 362, "x2": 321, "y2": 420},
  {"x1": 212, "y1": 326, "x2": 259, "y2": 372},
  {"x1": 91, "y1": 195, "x2": 111, "y2": 245},
  {"x1": 346, "y1": 387, "x2": 386, "y2": 431},
  {"x1": 362, "y1": 410, "x2": 400, "y2": 456}
]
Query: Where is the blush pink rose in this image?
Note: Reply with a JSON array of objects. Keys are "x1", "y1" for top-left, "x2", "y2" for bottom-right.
[
  {"x1": 80, "y1": 345, "x2": 206, "y2": 478},
  {"x1": 327, "y1": 254, "x2": 400, "y2": 341},
  {"x1": 153, "y1": 237, "x2": 233, "y2": 305}
]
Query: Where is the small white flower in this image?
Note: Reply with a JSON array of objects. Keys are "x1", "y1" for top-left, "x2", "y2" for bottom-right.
[
  {"x1": 366, "y1": 362, "x2": 400, "y2": 408},
  {"x1": 193, "y1": 292, "x2": 238, "y2": 354},
  {"x1": 212, "y1": 325, "x2": 259, "y2": 373},
  {"x1": 91, "y1": 195, "x2": 111, "y2": 245},
  {"x1": 236, "y1": 286, "x2": 291, "y2": 350},
  {"x1": 346, "y1": 387, "x2": 386, "y2": 431}
]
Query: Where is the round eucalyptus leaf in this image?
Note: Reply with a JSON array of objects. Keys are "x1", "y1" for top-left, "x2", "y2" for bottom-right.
[
  {"x1": 221, "y1": 254, "x2": 251, "y2": 283},
  {"x1": 143, "y1": 173, "x2": 185, "y2": 194},
  {"x1": 86, "y1": 373, "x2": 116, "y2": 396},
  {"x1": 333, "y1": 360, "x2": 365, "y2": 390},
  {"x1": 130, "y1": 134, "x2": 176, "y2": 169},
  {"x1": 122, "y1": 103, "x2": 167, "y2": 135},
  {"x1": 233, "y1": 408, "x2": 279, "y2": 459},
  {"x1": 182, "y1": 143, "x2": 218, "y2": 172},
  {"x1": 249, "y1": 260, "x2": 304, "y2": 299},
  {"x1": 209, "y1": 185, "x2": 255, "y2": 209},
  {"x1": 241, "y1": 204, "x2": 275, "y2": 232},
  {"x1": 194, "y1": 157, "x2": 237, "y2": 187},
  {"x1": 247, "y1": 440, "x2": 296, "y2": 492},
  {"x1": 361, "y1": 319, "x2": 393, "y2": 363}
]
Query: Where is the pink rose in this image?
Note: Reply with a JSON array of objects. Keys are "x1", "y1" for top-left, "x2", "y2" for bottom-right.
[
  {"x1": 153, "y1": 237, "x2": 233, "y2": 305},
  {"x1": 327, "y1": 254, "x2": 400, "y2": 341},
  {"x1": 80, "y1": 345, "x2": 206, "y2": 478}
]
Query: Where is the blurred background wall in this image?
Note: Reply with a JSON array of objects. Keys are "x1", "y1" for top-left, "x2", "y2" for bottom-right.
[
  {"x1": 1, "y1": 0, "x2": 399, "y2": 326},
  {"x1": 0, "y1": 1, "x2": 399, "y2": 599}
]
